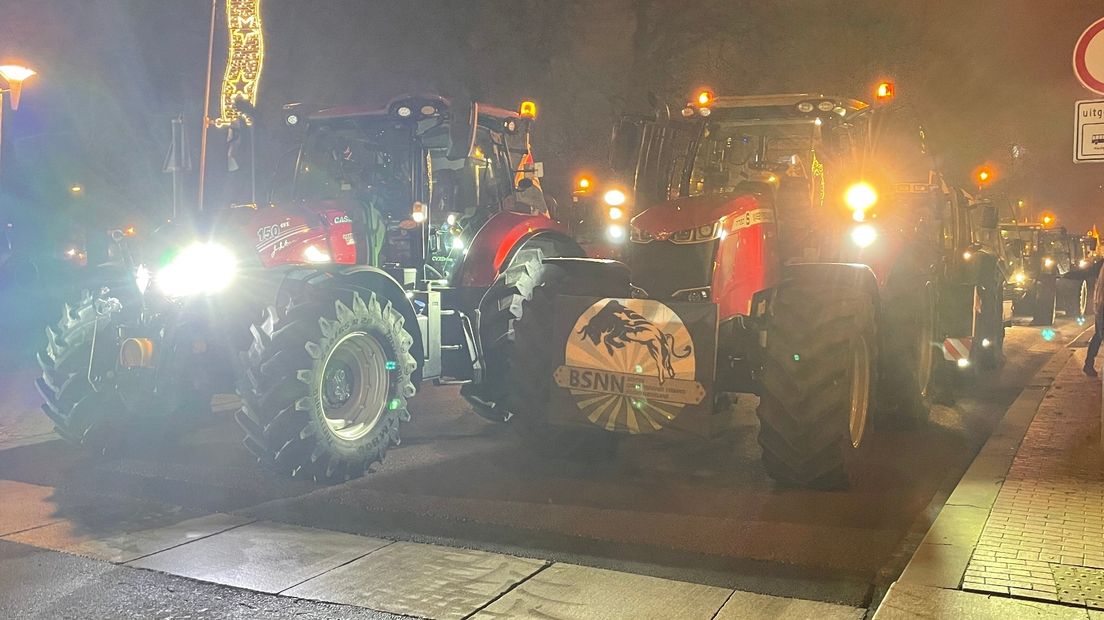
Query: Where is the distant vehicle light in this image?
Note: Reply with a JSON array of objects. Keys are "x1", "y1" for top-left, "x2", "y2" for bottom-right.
[
  {"x1": 576, "y1": 176, "x2": 592, "y2": 192},
  {"x1": 796, "y1": 102, "x2": 815, "y2": 113},
  {"x1": 851, "y1": 224, "x2": 877, "y2": 248},
  {"x1": 1044, "y1": 257, "x2": 1055, "y2": 268},
  {"x1": 845, "y1": 182, "x2": 878, "y2": 212},
  {"x1": 1080, "y1": 259, "x2": 1090, "y2": 269},
  {"x1": 608, "y1": 224, "x2": 626, "y2": 242},
  {"x1": 956, "y1": 358, "x2": 970, "y2": 368},
  {"x1": 875, "y1": 81, "x2": 895, "y2": 101},
  {"x1": 1014, "y1": 271, "x2": 1026, "y2": 284},
  {"x1": 814, "y1": 117, "x2": 823, "y2": 127},
  {"x1": 603, "y1": 189, "x2": 627, "y2": 206},
  {"x1": 963, "y1": 251, "x2": 972, "y2": 260},
  {"x1": 608, "y1": 206, "x2": 624, "y2": 221},
  {"x1": 981, "y1": 338, "x2": 991, "y2": 348}
]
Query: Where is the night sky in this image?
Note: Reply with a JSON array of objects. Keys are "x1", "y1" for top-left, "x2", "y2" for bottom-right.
[{"x1": 1, "y1": 1, "x2": 1102, "y2": 233}]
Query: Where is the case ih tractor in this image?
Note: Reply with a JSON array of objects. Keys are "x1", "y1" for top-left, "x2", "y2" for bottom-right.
[
  {"x1": 35, "y1": 95, "x2": 586, "y2": 481},
  {"x1": 496, "y1": 88, "x2": 1006, "y2": 488}
]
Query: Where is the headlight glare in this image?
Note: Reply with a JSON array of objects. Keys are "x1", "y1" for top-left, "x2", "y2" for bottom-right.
[
  {"x1": 603, "y1": 189, "x2": 627, "y2": 206},
  {"x1": 157, "y1": 242, "x2": 237, "y2": 298},
  {"x1": 844, "y1": 182, "x2": 878, "y2": 212},
  {"x1": 851, "y1": 224, "x2": 877, "y2": 248}
]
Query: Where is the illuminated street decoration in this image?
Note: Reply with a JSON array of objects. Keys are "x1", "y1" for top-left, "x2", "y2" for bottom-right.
[{"x1": 214, "y1": 0, "x2": 264, "y2": 128}]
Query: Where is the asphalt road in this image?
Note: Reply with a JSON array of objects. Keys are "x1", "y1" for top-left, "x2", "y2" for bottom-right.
[{"x1": 0, "y1": 311, "x2": 1090, "y2": 611}]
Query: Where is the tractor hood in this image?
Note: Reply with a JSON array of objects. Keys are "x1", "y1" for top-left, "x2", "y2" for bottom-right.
[{"x1": 630, "y1": 192, "x2": 764, "y2": 238}]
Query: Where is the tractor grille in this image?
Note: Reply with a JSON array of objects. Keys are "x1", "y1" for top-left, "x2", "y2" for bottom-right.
[{"x1": 627, "y1": 239, "x2": 717, "y2": 299}]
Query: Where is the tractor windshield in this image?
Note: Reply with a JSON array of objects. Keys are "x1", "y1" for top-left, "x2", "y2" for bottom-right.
[
  {"x1": 294, "y1": 115, "x2": 514, "y2": 221},
  {"x1": 688, "y1": 118, "x2": 819, "y2": 197},
  {"x1": 294, "y1": 116, "x2": 416, "y2": 218}
]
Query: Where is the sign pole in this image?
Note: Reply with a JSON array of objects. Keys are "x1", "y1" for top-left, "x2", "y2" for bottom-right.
[{"x1": 197, "y1": 0, "x2": 217, "y2": 214}]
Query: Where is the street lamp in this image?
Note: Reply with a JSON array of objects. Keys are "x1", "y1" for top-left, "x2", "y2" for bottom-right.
[{"x1": 0, "y1": 63, "x2": 36, "y2": 178}]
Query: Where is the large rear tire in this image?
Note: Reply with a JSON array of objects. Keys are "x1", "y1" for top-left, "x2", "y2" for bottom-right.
[
  {"x1": 880, "y1": 280, "x2": 936, "y2": 421},
  {"x1": 1059, "y1": 278, "x2": 1089, "y2": 317},
  {"x1": 756, "y1": 284, "x2": 877, "y2": 489},
  {"x1": 236, "y1": 287, "x2": 417, "y2": 483},
  {"x1": 504, "y1": 258, "x2": 631, "y2": 460},
  {"x1": 1032, "y1": 278, "x2": 1057, "y2": 326}
]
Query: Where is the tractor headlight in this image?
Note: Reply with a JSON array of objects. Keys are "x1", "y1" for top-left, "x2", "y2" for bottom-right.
[
  {"x1": 1013, "y1": 271, "x2": 1026, "y2": 284},
  {"x1": 157, "y1": 242, "x2": 237, "y2": 298},
  {"x1": 1043, "y1": 257, "x2": 1055, "y2": 268},
  {"x1": 851, "y1": 224, "x2": 878, "y2": 248},
  {"x1": 844, "y1": 182, "x2": 877, "y2": 222},
  {"x1": 135, "y1": 264, "x2": 152, "y2": 294},
  {"x1": 608, "y1": 206, "x2": 624, "y2": 221},
  {"x1": 607, "y1": 224, "x2": 626, "y2": 242},
  {"x1": 603, "y1": 189, "x2": 627, "y2": 207}
]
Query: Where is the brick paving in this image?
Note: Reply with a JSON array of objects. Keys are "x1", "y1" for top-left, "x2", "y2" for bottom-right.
[{"x1": 962, "y1": 354, "x2": 1104, "y2": 610}]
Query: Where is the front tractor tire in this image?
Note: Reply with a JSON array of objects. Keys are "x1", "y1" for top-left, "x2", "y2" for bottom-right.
[
  {"x1": 756, "y1": 283, "x2": 877, "y2": 489},
  {"x1": 236, "y1": 287, "x2": 417, "y2": 483}
]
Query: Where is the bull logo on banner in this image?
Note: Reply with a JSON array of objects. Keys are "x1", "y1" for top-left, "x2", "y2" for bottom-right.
[
  {"x1": 576, "y1": 300, "x2": 692, "y2": 384},
  {"x1": 555, "y1": 299, "x2": 705, "y2": 434}
]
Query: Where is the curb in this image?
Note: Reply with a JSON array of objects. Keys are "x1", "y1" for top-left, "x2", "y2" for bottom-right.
[{"x1": 889, "y1": 339, "x2": 1080, "y2": 592}]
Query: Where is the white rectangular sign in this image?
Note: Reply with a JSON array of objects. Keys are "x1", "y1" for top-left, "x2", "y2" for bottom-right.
[{"x1": 1075, "y1": 99, "x2": 1104, "y2": 162}]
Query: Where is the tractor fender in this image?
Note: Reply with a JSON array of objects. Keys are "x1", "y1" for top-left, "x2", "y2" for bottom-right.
[
  {"x1": 502, "y1": 230, "x2": 587, "y2": 269},
  {"x1": 329, "y1": 265, "x2": 424, "y2": 382},
  {"x1": 780, "y1": 263, "x2": 881, "y2": 312},
  {"x1": 453, "y1": 212, "x2": 579, "y2": 288}
]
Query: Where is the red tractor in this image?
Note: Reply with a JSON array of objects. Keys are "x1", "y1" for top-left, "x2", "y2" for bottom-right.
[
  {"x1": 496, "y1": 88, "x2": 1006, "y2": 488},
  {"x1": 35, "y1": 95, "x2": 585, "y2": 481}
]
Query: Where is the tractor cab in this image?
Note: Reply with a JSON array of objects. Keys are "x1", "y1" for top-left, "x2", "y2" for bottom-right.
[{"x1": 275, "y1": 96, "x2": 551, "y2": 284}]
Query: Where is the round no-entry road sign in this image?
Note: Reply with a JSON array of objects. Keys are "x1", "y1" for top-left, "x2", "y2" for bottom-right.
[{"x1": 1074, "y1": 17, "x2": 1104, "y2": 94}]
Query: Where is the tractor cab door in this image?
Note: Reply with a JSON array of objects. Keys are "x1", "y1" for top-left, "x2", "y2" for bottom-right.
[{"x1": 610, "y1": 116, "x2": 699, "y2": 211}]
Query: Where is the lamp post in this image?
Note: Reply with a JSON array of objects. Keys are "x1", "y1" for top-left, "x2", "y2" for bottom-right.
[{"x1": 0, "y1": 64, "x2": 37, "y2": 179}]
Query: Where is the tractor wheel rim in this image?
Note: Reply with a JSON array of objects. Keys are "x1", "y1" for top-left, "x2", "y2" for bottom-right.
[
  {"x1": 849, "y1": 334, "x2": 872, "y2": 449},
  {"x1": 320, "y1": 331, "x2": 389, "y2": 442},
  {"x1": 916, "y1": 284, "x2": 935, "y2": 399}
]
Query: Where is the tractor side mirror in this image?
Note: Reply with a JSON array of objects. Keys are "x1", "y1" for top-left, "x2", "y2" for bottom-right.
[
  {"x1": 447, "y1": 101, "x2": 478, "y2": 161},
  {"x1": 980, "y1": 204, "x2": 998, "y2": 229}
]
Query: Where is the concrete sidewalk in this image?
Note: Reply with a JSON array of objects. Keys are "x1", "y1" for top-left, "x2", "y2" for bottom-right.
[
  {"x1": 0, "y1": 477, "x2": 864, "y2": 620},
  {"x1": 875, "y1": 342, "x2": 1104, "y2": 618}
]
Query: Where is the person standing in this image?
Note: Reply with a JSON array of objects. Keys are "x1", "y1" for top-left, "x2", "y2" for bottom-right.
[{"x1": 1084, "y1": 271, "x2": 1104, "y2": 376}]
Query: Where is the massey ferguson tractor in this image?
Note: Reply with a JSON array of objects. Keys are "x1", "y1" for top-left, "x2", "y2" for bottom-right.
[
  {"x1": 35, "y1": 95, "x2": 586, "y2": 482},
  {"x1": 492, "y1": 87, "x2": 1007, "y2": 488}
]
